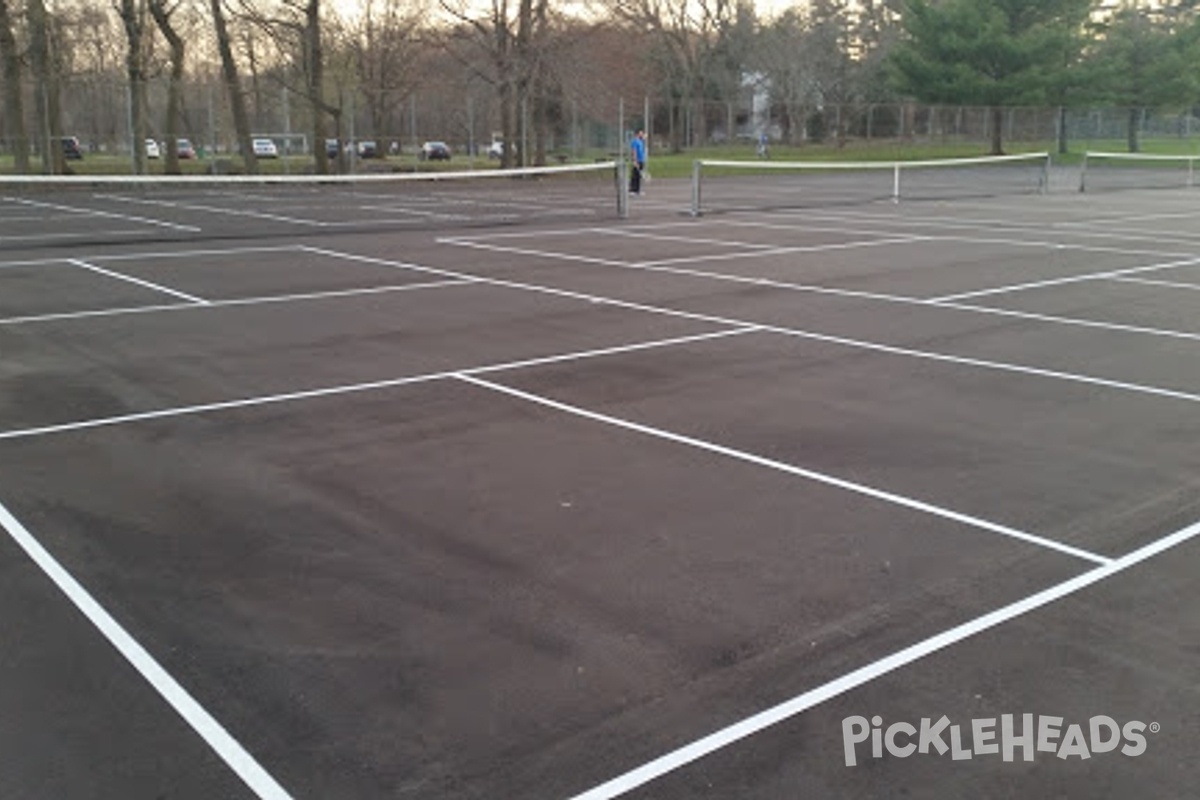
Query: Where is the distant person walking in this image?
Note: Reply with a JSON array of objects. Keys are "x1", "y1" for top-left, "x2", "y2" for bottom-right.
[
  {"x1": 630, "y1": 129, "x2": 647, "y2": 196},
  {"x1": 757, "y1": 131, "x2": 769, "y2": 159}
]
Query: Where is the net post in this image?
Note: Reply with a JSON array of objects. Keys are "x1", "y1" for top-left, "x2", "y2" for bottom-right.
[
  {"x1": 690, "y1": 159, "x2": 702, "y2": 217},
  {"x1": 1189, "y1": 157, "x2": 1195, "y2": 189},
  {"x1": 892, "y1": 162, "x2": 901, "y2": 203},
  {"x1": 1079, "y1": 152, "x2": 1088, "y2": 193},
  {"x1": 1041, "y1": 153, "x2": 1050, "y2": 194},
  {"x1": 617, "y1": 158, "x2": 629, "y2": 219}
]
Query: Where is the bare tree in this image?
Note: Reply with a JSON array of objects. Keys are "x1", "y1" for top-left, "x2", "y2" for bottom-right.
[
  {"x1": 235, "y1": 0, "x2": 332, "y2": 172},
  {"x1": 149, "y1": 0, "x2": 186, "y2": 172},
  {"x1": 116, "y1": 0, "x2": 149, "y2": 173},
  {"x1": 442, "y1": 0, "x2": 551, "y2": 166},
  {"x1": 606, "y1": 0, "x2": 738, "y2": 151},
  {"x1": 350, "y1": 0, "x2": 426, "y2": 145},
  {"x1": 27, "y1": 0, "x2": 64, "y2": 173},
  {"x1": 212, "y1": 0, "x2": 258, "y2": 172},
  {"x1": 0, "y1": 0, "x2": 30, "y2": 172}
]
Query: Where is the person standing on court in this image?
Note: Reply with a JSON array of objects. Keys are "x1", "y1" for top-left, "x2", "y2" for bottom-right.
[{"x1": 630, "y1": 129, "x2": 647, "y2": 196}]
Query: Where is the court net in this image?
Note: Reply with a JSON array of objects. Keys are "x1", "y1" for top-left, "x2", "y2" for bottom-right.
[
  {"x1": 0, "y1": 161, "x2": 624, "y2": 252},
  {"x1": 690, "y1": 153, "x2": 1051, "y2": 216},
  {"x1": 1079, "y1": 152, "x2": 1200, "y2": 193}
]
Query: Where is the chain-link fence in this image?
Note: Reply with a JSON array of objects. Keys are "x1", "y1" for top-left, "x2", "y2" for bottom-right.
[{"x1": 4, "y1": 74, "x2": 1200, "y2": 172}]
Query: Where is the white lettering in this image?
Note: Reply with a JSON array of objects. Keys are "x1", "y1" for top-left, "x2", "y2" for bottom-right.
[
  {"x1": 918, "y1": 716, "x2": 951, "y2": 755},
  {"x1": 1037, "y1": 715, "x2": 1063, "y2": 753},
  {"x1": 842, "y1": 716, "x2": 870, "y2": 767},
  {"x1": 1001, "y1": 713, "x2": 1035, "y2": 762},
  {"x1": 1121, "y1": 721, "x2": 1147, "y2": 757},
  {"x1": 885, "y1": 722, "x2": 917, "y2": 758},
  {"x1": 950, "y1": 724, "x2": 973, "y2": 761},
  {"x1": 1056, "y1": 724, "x2": 1091, "y2": 760},
  {"x1": 1089, "y1": 716, "x2": 1120, "y2": 754},
  {"x1": 972, "y1": 718, "x2": 998, "y2": 756}
]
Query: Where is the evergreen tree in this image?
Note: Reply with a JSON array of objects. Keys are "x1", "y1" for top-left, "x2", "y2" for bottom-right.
[{"x1": 888, "y1": 0, "x2": 1093, "y2": 154}]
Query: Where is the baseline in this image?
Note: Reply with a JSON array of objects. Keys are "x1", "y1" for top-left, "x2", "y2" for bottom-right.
[
  {"x1": 563, "y1": 515, "x2": 1200, "y2": 800},
  {"x1": 0, "y1": 498, "x2": 294, "y2": 800}
]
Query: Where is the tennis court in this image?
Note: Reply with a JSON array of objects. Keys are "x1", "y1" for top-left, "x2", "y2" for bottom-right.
[{"x1": 1, "y1": 160, "x2": 1197, "y2": 799}]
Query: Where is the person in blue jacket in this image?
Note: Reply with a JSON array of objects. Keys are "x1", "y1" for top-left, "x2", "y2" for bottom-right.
[{"x1": 630, "y1": 130, "x2": 647, "y2": 196}]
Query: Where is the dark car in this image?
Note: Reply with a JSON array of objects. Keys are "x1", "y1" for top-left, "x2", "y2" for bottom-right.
[
  {"x1": 420, "y1": 141, "x2": 451, "y2": 161},
  {"x1": 325, "y1": 138, "x2": 341, "y2": 158},
  {"x1": 59, "y1": 136, "x2": 83, "y2": 160},
  {"x1": 356, "y1": 140, "x2": 379, "y2": 159},
  {"x1": 176, "y1": 138, "x2": 197, "y2": 159}
]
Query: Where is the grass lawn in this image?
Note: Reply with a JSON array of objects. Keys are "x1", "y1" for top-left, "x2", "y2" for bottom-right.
[{"x1": 5, "y1": 136, "x2": 1200, "y2": 178}]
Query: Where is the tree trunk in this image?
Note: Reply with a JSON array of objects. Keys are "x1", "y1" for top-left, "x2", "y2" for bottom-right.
[
  {"x1": 211, "y1": 0, "x2": 257, "y2": 174},
  {"x1": 119, "y1": 0, "x2": 147, "y2": 175},
  {"x1": 1057, "y1": 105, "x2": 1068, "y2": 155},
  {"x1": 149, "y1": 0, "x2": 185, "y2": 174},
  {"x1": 0, "y1": 0, "x2": 29, "y2": 173},
  {"x1": 306, "y1": 0, "x2": 329, "y2": 174},
  {"x1": 1127, "y1": 106, "x2": 1140, "y2": 153},
  {"x1": 990, "y1": 105, "x2": 1004, "y2": 155},
  {"x1": 26, "y1": 0, "x2": 61, "y2": 174}
]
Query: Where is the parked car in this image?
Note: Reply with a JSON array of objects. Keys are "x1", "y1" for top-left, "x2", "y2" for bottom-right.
[
  {"x1": 176, "y1": 138, "x2": 196, "y2": 159},
  {"x1": 420, "y1": 141, "x2": 451, "y2": 161},
  {"x1": 325, "y1": 138, "x2": 341, "y2": 158},
  {"x1": 145, "y1": 139, "x2": 161, "y2": 159},
  {"x1": 487, "y1": 140, "x2": 504, "y2": 159},
  {"x1": 59, "y1": 136, "x2": 83, "y2": 160},
  {"x1": 252, "y1": 138, "x2": 278, "y2": 158},
  {"x1": 356, "y1": 140, "x2": 379, "y2": 159}
]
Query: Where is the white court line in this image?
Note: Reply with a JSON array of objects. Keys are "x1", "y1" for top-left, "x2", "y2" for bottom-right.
[
  {"x1": 306, "y1": 246, "x2": 1200, "y2": 405},
  {"x1": 595, "y1": 229, "x2": 780, "y2": 250},
  {"x1": 1056, "y1": 209, "x2": 1200, "y2": 226},
  {"x1": 0, "y1": 244, "x2": 304, "y2": 270},
  {"x1": 930, "y1": 256, "x2": 1200, "y2": 302},
  {"x1": 0, "y1": 328, "x2": 757, "y2": 442},
  {"x1": 722, "y1": 220, "x2": 1195, "y2": 260},
  {"x1": 4, "y1": 195, "x2": 201, "y2": 232},
  {"x1": 0, "y1": 230, "x2": 156, "y2": 244},
  {"x1": 95, "y1": 193, "x2": 331, "y2": 227},
  {"x1": 641, "y1": 236, "x2": 927, "y2": 268},
  {"x1": 565, "y1": 515, "x2": 1200, "y2": 800},
  {"x1": 0, "y1": 499, "x2": 295, "y2": 800},
  {"x1": 458, "y1": 374, "x2": 1109, "y2": 565},
  {"x1": 445, "y1": 218, "x2": 1190, "y2": 261},
  {"x1": 439, "y1": 237, "x2": 1200, "y2": 343},
  {"x1": 760, "y1": 208, "x2": 1200, "y2": 249},
  {"x1": 1108, "y1": 275, "x2": 1200, "y2": 292},
  {"x1": 0, "y1": 279, "x2": 474, "y2": 327},
  {"x1": 437, "y1": 236, "x2": 929, "y2": 272},
  {"x1": 68, "y1": 259, "x2": 210, "y2": 305}
]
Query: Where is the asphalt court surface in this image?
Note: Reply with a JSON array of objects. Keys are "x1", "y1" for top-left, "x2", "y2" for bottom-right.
[{"x1": 1, "y1": 179, "x2": 1199, "y2": 799}]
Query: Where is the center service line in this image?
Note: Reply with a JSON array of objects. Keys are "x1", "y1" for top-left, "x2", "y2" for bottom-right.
[
  {"x1": 562, "y1": 515, "x2": 1200, "y2": 800},
  {"x1": 0, "y1": 498, "x2": 295, "y2": 800},
  {"x1": 456, "y1": 374, "x2": 1111, "y2": 566}
]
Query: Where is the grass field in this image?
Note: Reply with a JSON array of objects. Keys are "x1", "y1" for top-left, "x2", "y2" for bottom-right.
[{"x1": 4, "y1": 135, "x2": 1200, "y2": 178}]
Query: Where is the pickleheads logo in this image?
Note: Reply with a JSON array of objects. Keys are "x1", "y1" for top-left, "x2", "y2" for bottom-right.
[{"x1": 842, "y1": 715, "x2": 1158, "y2": 766}]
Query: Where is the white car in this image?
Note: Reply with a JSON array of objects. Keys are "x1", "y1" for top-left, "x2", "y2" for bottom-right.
[
  {"x1": 145, "y1": 139, "x2": 160, "y2": 159},
  {"x1": 487, "y1": 141, "x2": 504, "y2": 159},
  {"x1": 252, "y1": 138, "x2": 278, "y2": 158}
]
